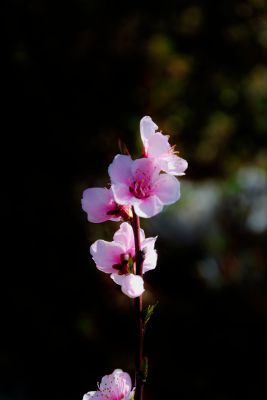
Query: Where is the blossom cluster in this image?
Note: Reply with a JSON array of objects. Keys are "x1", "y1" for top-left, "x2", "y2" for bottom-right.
[
  {"x1": 81, "y1": 116, "x2": 187, "y2": 399},
  {"x1": 82, "y1": 116, "x2": 187, "y2": 299}
]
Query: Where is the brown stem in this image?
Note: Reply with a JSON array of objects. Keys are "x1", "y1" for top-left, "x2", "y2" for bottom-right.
[{"x1": 131, "y1": 207, "x2": 145, "y2": 400}]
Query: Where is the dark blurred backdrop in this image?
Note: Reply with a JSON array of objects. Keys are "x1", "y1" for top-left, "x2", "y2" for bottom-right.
[{"x1": 2, "y1": 0, "x2": 267, "y2": 399}]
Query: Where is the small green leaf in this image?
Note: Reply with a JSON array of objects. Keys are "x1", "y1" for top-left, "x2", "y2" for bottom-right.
[
  {"x1": 143, "y1": 301, "x2": 159, "y2": 326},
  {"x1": 143, "y1": 356, "x2": 149, "y2": 379}
]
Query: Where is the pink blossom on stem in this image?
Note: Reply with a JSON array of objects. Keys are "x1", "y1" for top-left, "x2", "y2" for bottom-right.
[
  {"x1": 140, "y1": 116, "x2": 188, "y2": 176},
  {"x1": 90, "y1": 222, "x2": 157, "y2": 298},
  {"x1": 83, "y1": 369, "x2": 134, "y2": 400},
  {"x1": 81, "y1": 187, "x2": 132, "y2": 223},
  {"x1": 108, "y1": 154, "x2": 180, "y2": 218}
]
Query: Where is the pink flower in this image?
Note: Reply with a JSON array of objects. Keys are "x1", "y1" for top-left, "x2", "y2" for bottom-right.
[
  {"x1": 81, "y1": 187, "x2": 132, "y2": 223},
  {"x1": 90, "y1": 222, "x2": 157, "y2": 298},
  {"x1": 108, "y1": 155, "x2": 180, "y2": 218},
  {"x1": 140, "y1": 116, "x2": 188, "y2": 176},
  {"x1": 83, "y1": 369, "x2": 134, "y2": 400}
]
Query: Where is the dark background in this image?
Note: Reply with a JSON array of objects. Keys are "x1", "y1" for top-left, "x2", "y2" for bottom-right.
[{"x1": 2, "y1": 0, "x2": 267, "y2": 399}]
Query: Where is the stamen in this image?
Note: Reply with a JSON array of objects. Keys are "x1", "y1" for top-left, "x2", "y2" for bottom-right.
[{"x1": 128, "y1": 175, "x2": 151, "y2": 199}]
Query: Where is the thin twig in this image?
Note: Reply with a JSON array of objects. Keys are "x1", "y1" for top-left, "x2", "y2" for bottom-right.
[{"x1": 131, "y1": 207, "x2": 145, "y2": 400}]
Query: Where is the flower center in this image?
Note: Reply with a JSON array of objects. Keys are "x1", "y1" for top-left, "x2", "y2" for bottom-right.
[
  {"x1": 112, "y1": 253, "x2": 134, "y2": 275},
  {"x1": 129, "y1": 178, "x2": 151, "y2": 199}
]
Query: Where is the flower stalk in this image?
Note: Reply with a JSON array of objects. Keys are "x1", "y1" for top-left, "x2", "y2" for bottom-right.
[{"x1": 131, "y1": 207, "x2": 145, "y2": 400}]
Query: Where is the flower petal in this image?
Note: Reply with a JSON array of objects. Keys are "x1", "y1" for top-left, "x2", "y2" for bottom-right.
[
  {"x1": 83, "y1": 392, "x2": 104, "y2": 400},
  {"x1": 154, "y1": 174, "x2": 180, "y2": 205},
  {"x1": 141, "y1": 236, "x2": 157, "y2": 252},
  {"x1": 133, "y1": 196, "x2": 163, "y2": 218},
  {"x1": 139, "y1": 227, "x2": 146, "y2": 242},
  {"x1": 161, "y1": 155, "x2": 188, "y2": 176},
  {"x1": 114, "y1": 370, "x2": 132, "y2": 391},
  {"x1": 147, "y1": 132, "x2": 170, "y2": 158},
  {"x1": 99, "y1": 369, "x2": 132, "y2": 397},
  {"x1": 90, "y1": 240, "x2": 125, "y2": 273},
  {"x1": 111, "y1": 274, "x2": 145, "y2": 298},
  {"x1": 110, "y1": 274, "x2": 125, "y2": 285},
  {"x1": 143, "y1": 249, "x2": 157, "y2": 273},
  {"x1": 141, "y1": 237, "x2": 158, "y2": 273},
  {"x1": 108, "y1": 154, "x2": 133, "y2": 184},
  {"x1": 140, "y1": 116, "x2": 158, "y2": 147},
  {"x1": 113, "y1": 222, "x2": 135, "y2": 253},
  {"x1": 81, "y1": 187, "x2": 119, "y2": 223},
  {"x1": 131, "y1": 157, "x2": 160, "y2": 183},
  {"x1": 111, "y1": 183, "x2": 134, "y2": 205}
]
